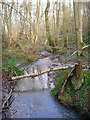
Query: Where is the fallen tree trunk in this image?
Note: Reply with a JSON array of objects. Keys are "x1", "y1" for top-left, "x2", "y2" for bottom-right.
[
  {"x1": 70, "y1": 45, "x2": 90, "y2": 56},
  {"x1": 11, "y1": 64, "x2": 89, "y2": 81}
]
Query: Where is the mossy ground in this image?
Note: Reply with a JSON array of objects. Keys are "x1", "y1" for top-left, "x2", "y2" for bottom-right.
[{"x1": 50, "y1": 69, "x2": 90, "y2": 119}]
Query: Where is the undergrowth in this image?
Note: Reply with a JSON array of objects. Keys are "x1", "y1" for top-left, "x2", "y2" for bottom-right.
[
  {"x1": 2, "y1": 47, "x2": 40, "y2": 63},
  {"x1": 50, "y1": 67, "x2": 71, "y2": 96}
]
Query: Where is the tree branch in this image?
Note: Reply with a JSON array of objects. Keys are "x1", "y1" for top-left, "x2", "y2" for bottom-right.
[{"x1": 60, "y1": 67, "x2": 75, "y2": 95}]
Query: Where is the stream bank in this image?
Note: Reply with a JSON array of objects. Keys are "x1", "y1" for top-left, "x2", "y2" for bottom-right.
[
  {"x1": 2, "y1": 54, "x2": 82, "y2": 119},
  {"x1": 2, "y1": 51, "x2": 89, "y2": 119}
]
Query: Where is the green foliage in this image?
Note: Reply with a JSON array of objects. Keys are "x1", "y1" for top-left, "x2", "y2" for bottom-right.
[
  {"x1": 50, "y1": 68, "x2": 71, "y2": 96},
  {"x1": 80, "y1": 52, "x2": 85, "y2": 57},
  {"x1": 73, "y1": 71, "x2": 89, "y2": 110},
  {"x1": 2, "y1": 50, "x2": 11, "y2": 59},
  {"x1": 81, "y1": 42, "x2": 84, "y2": 46},
  {"x1": 3, "y1": 57, "x2": 23, "y2": 77},
  {"x1": 58, "y1": 49, "x2": 67, "y2": 54},
  {"x1": 83, "y1": 34, "x2": 89, "y2": 45},
  {"x1": 27, "y1": 56, "x2": 39, "y2": 62},
  {"x1": 48, "y1": 32, "x2": 55, "y2": 47},
  {"x1": 48, "y1": 32, "x2": 52, "y2": 46},
  {"x1": 2, "y1": 47, "x2": 40, "y2": 63},
  {"x1": 34, "y1": 56, "x2": 40, "y2": 61},
  {"x1": 50, "y1": 78, "x2": 64, "y2": 96},
  {"x1": 59, "y1": 91, "x2": 73, "y2": 104},
  {"x1": 27, "y1": 56, "x2": 34, "y2": 61},
  {"x1": 68, "y1": 35, "x2": 75, "y2": 44},
  {"x1": 83, "y1": 70, "x2": 90, "y2": 81}
]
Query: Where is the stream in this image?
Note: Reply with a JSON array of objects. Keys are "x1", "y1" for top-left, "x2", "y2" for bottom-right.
[{"x1": 9, "y1": 56, "x2": 81, "y2": 119}]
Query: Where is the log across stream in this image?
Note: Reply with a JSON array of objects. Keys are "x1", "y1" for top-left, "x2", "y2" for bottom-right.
[{"x1": 8, "y1": 57, "x2": 81, "y2": 119}]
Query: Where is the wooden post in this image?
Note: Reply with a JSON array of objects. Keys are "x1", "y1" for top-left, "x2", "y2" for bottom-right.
[
  {"x1": 47, "y1": 72, "x2": 50, "y2": 88},
  {"x1": 71, "y1": 60, "x2": 84, "y2": 90}
]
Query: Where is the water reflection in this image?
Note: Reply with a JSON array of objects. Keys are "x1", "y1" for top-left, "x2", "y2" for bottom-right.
[{"x1": 15, "y1": 57, "x2": 53, "y2": 91}]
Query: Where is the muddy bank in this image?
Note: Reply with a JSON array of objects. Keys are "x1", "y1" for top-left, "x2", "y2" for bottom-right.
[
  {"x1": 2, "y1": 72, "x2": 12, "y2": 118},
  {"x1": 2, "y1": 68, "x2": 17, "y2": 118}
]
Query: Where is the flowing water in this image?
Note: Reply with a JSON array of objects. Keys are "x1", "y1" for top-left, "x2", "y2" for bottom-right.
[{"x1": 9, "y1": 57, "x2": 81, "y2": 119}]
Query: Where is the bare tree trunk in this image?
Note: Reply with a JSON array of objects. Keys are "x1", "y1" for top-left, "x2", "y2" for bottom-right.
[
  {"x1": 83, "y1": 3, "x2": 88, "y2": 33},
  {"x1": 55, "y1": 2, "x2": 61, "y2": 45},
  {"x1": 19, "y1": 2, "x2": 27, "y2": 40},
  {"x1": 53, "y1": 3, "x2": 55, "y2": 45},
  {"x1": 69, "y1": 0, "x2": 72, "y2": 38},
  {"x1": 63, "y1": 0, "x2": 68, "y2": 48},
  {"x1": 7, "y1": 0, "x2": 14, "y2": 49},
  {"x1": 79, "y1": 2, "x2": 83, "y2": 44},
  {"x1": 24, "y1": 3, "x2": 28, "y2": 35},
  {"x1": 87, "y1": 2, "x2": 90, "y2": 47},
  {"x1": 45, "y1": 0, "x2": 55, "y2": 49},
  {"x1": 73, "y1": 1, "x2": 82, "y2": 56},
  {"x1": 2, "y1": 0, "x2": 7, "y2": 44},
  {"x1": 19, "y1": 8, "x2": 23, "y2": 39},
  {"x1": 28, "y1": 1, "x2": 33, "y2": 43},
  {"x1": 53, "y1": 4, "x2": 55, "y2": 31},
  {"x1": 34, "y1": 0, "x2": 41, "y2": 43},
  {"x1": 13, "y1": 0, "x2": 18, "y2": 47}
]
